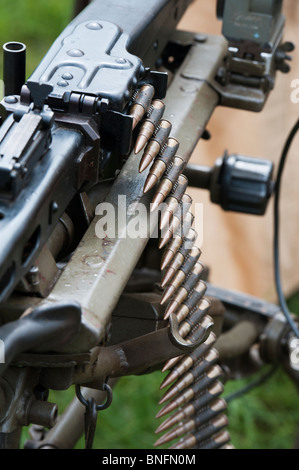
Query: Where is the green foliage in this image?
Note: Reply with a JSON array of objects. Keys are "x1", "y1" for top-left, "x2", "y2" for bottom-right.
[
  {"x1": 20, "y1": 365, "x2": 299, "y2": 450},
  {"x1": 225, "y1": 368, "x2": 299, "y2": 449},
  {"x1": 77, "y1": 374, "x2": 164, "y2": 449},
  {"x1": 0, "y1": 0, "x2": 74, "y2": 77}
]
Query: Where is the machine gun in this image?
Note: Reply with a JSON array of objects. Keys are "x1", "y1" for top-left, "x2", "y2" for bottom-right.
[{"x1": 0, "y1": 0, "x2": 298, "y2": 449}]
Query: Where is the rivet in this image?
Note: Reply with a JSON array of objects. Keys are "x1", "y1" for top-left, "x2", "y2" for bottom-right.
[
  {"x1": 194, "y1": 34, "x2": 207, "y2": 43},
  {"x1": 62, "y1": 73, "x2": 73, "y2": 80},
  {"x1": 180, "y1": 84, "x2": 197, "y2": 94},
  {"x1": 4, "y1": 96, "x2": 18, "y2": 104},
  {"x1": 116, "y1": 57, "x2": 126, "y2": 64},
  {"x1": 57, "y1": 80, "x2": 69, "y2": 87},
  {"x1": 51, "y1": 202, "x2": 59, "y2": 213},
  {"x1": 86, "y1": 22, "x2": 102, "y2": 30},
  {"x1": 67, "y1": 49, "x2": 84, "y2": 57},
  {"x1": 84, "y1": 255, "x2": 103, "y2": 268}
]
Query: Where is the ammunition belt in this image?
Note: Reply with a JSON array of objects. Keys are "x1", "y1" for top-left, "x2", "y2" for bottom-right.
[{"x1": 130, "y1": 83, "x2": 232, "y2": 449}]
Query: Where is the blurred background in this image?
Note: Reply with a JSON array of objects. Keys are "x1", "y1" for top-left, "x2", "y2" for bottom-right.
[{"x1": 0, "y1": 0, "x2": 299, "y2": 449}]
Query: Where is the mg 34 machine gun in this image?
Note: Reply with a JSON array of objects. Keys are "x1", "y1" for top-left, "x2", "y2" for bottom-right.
[{"x1": 0, "y1": 0, "x2": 298, "y2": 449}]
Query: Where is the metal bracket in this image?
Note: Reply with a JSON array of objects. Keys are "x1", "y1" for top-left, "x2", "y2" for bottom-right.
[
  {"x1": 168, "y1": 313, "x2": 212, "y2": 351},
  {"x1": 71, "y1": 312, "x2": 213, "y2": 387},
  {"x1": 171, "y1": 30, "x2": 290, "y2": 112}
]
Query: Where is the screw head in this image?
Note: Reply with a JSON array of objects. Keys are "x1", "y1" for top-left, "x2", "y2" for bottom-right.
[
  {"x1": 57, "y1": 80, "x2": 69, "y2": 87},
  {"x1": 86, "y1": 22, "x2": 102, "y2": 30},
  {"x1": 67, "y1": 49, "x2": 84, "y2": 57},
  {"x1": 62, "y1": 72, "x2": 73, "y2": 80},
  {"x1": 4, "y1": 96, "x2": 18, "y2": 104}
]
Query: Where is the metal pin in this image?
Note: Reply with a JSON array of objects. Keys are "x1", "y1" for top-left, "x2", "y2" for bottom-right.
[
  {"x1": 170, "y1": 414, "x2": 229, "y2": 449},
  {"x1": 162, "y1": 262, "x2": 204, "y2": 310},
  {"x1": 154, "y1": 397, "x2": 227, "y2": 446},
  {"x1": 139, "y1": 119, "x2": 172, "y2": 173},
  {"x1": 135, "y1": 99, "x2": 165, "y2": 154},
  {"x1": 129, "y1": 84, "x2": 155, "y2": 130}
]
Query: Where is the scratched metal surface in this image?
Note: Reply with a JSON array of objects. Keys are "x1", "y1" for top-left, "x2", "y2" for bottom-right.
[
  {"x1": 44, "y1": 148, "x2": 155, "y2": 352},
  {"x1": 44, "y1": 32, "x2": 223, "y2": 354}
]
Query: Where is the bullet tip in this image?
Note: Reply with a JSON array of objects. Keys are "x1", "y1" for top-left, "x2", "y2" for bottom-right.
[
  {"x1": 164, "y1": 299, "x2": 178, "y2": 317},
  {"x1": 151, "y1": 192, "x2": 165, "y2": 214},
  {"x1": 154, "y1": 414, "x2": 175, "y2": 433},
  {"x1": 162, "y1": 355, "x2": 182, "y2": 372},
  {"x1": 161, "y1": 268, "x2": 175, "y2": 288},
  {"x1": 160, "y1": 372, "x2": 177, "y2": 390},
  {"x1": 160, "y1": 286, "x2": 176, "y2": 305},
  {"x1": 163, "y1": 311, "x2": 171, "y2": 320},
  {"x1": 160, "y1": 210, "x2": 174, "y2": 231},
  {"x1": 132, "y1": 117, "x2": 139, "y2": 130},
  {"x1": 139, "y1": 154, "x2": 153, "y2": 173},
  {"x1": 159, "y1": 236, "x2": 171, "y2": 250},
  {"x1": 143, "y1": 174, "x2": 157, "y2": 194},
  {"x1": 153, "y1": 437, "x2": 166, "y2": 447},
  {"x1": 134, "y1": 136, "x2": 147, "y2": 155}
]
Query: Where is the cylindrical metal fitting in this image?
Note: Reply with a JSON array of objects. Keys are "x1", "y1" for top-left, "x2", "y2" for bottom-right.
[
  {"x1": 25, "y1": 399, "x2": 58, "y2": 429},
  {"x1": 3, "y1": 42, "x2": 26, "y2": 96}
]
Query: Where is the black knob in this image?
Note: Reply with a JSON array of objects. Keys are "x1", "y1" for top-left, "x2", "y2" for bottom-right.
[{"x1": 211, "y1": 153, "x2": 274, "y2": 215}]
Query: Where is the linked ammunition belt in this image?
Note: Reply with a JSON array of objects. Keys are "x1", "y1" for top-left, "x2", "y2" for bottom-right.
[{"x1": 129, "y1": 83, "x2": 232, "y2": 450}]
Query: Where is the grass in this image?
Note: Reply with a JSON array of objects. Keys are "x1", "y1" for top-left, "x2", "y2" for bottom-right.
[
  {"x1": 1, "y1": 0, "x2": 299, "y2": 451},
  {"x1": 20, "y1": 358, "x2": 299, "y2": 450},
  {"x1": 0, "y1": 0, "x2": 74, "y2": 79}
]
